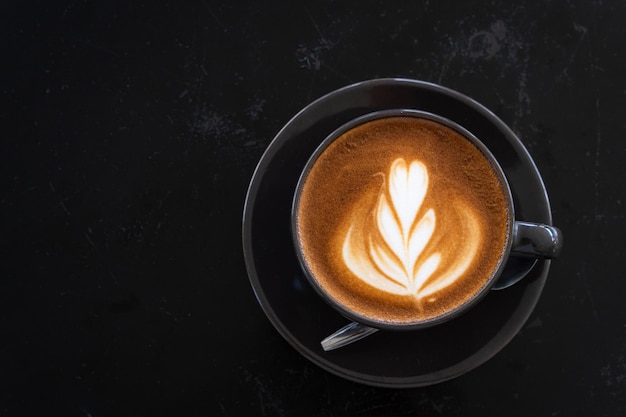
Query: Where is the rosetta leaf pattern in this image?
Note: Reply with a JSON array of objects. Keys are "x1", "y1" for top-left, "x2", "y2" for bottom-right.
[
  {"x1": 342, "y1": 158, "x2": 480, "y2": 299},
  {"x1": 373, "y1": 159, "x2": 437, "y2": 293}
]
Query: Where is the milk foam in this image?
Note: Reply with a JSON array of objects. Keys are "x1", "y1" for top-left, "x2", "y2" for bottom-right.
[
  {"x1": 341, "y1": 158, "x2": 482, "y2": 300},
  {"x1": 295, "y1": 116, "x2": 509, "y2": 324}
]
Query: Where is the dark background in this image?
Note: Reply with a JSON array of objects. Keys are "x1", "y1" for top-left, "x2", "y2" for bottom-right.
[{"x1": 2, "y1": 0, "x2": 625, "y2": 416}]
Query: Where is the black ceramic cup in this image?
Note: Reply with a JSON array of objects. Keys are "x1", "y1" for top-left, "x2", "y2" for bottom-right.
[{"x1": 291, "y1": 109, "x2": 562, "y2": 331}]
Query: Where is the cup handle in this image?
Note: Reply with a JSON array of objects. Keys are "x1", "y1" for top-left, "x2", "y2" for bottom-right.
[{"x1": 511, "y1": 221, "x2": 563, "y2": 259}]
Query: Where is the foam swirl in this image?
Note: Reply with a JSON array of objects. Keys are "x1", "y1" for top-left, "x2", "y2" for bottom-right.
[{"x1": 342, "y1": 158, "x2": 482, "y2": 300}]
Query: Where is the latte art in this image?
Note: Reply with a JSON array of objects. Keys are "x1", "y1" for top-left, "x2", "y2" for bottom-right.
[
  {"x1": 342, "y1": 158, "x2": 481, "y2": 300},
  {"x1": 295, "y1": 116, "x2": 510, "y2": 325}
]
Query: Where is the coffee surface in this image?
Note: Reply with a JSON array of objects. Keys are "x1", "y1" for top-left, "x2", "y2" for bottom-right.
[{"x1": 296, "y1": 117, "x2": 510, "y2": 325}]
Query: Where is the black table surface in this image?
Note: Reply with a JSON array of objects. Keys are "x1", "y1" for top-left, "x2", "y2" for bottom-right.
[{"x1": 2, "y1": 1, "x2": 625, "y2": 416}]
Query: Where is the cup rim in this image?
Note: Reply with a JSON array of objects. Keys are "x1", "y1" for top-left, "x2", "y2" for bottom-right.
[{"x1": 291, "y1": 109, "x2": 515, "y2": 331}]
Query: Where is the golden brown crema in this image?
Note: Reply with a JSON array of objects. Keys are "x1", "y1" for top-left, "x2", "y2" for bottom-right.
[{"x1": 296, "y1": 117, "x2": 510, "y2": 325}]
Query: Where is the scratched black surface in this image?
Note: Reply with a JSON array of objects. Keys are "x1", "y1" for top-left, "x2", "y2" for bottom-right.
[{"x1": 2, "y1": 0, "x2": 625, "y2": 416}]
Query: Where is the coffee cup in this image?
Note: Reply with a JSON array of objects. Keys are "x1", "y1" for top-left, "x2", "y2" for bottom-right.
[{"x1": 291, "y1": 109, "x2": 562, "y2": 331}]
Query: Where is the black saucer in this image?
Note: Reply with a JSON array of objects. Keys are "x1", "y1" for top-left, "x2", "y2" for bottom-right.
[{"x1": 242, "y1": 79, "x2": 553, "y2": 388}]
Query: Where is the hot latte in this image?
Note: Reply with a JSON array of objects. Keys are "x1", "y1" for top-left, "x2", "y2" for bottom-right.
[{"x1": 294, "y1": 115, "x2": 510, "y2": 326}]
